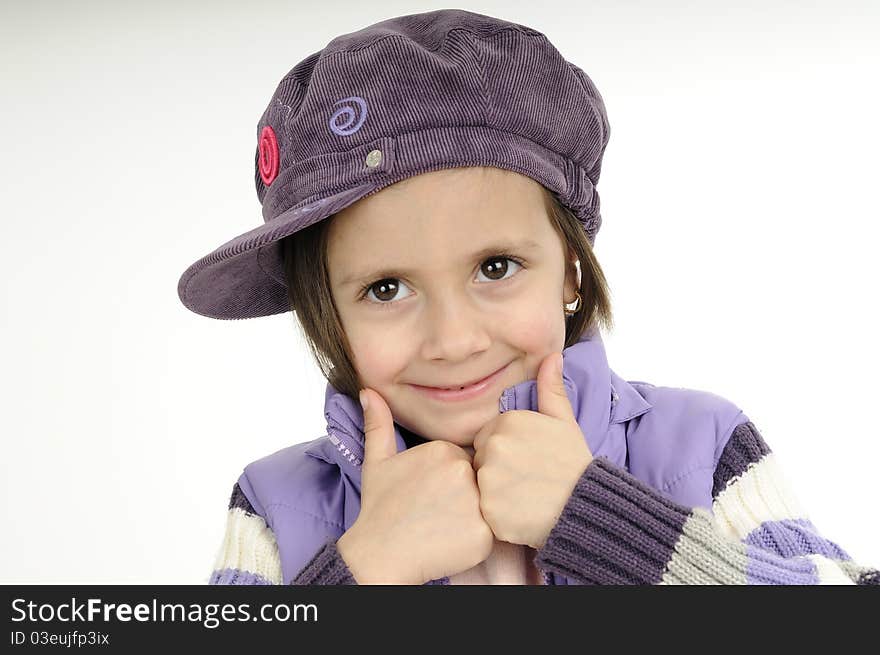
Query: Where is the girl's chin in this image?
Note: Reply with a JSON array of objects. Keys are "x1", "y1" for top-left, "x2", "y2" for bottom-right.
[
  {"x1": 412, "y1": 417, "x2": 491, "y2": 448},
  {"x1": 403, "y1": 426, "x2": 477, "y2": 453},
  {"x1": 397, "y1": 403, "x2": 496, "y2": 453}
]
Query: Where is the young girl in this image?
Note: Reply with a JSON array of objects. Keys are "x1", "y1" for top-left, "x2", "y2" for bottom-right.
[{"x1": 178, "y1": 9, "x2": 878, "y2": 585}]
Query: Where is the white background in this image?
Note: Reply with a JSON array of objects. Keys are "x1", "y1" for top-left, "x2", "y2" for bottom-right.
[{"x1": 1, "y1": 0, "x2": 877, "y2": 583}]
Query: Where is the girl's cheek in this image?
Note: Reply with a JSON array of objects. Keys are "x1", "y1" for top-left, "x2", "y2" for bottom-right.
[
  {"x1": 506, "y1": 296, "x2": 565, "y2": 349},
  {"x1": 349, "y1": 334, "x2": 412, "y2": 382}
]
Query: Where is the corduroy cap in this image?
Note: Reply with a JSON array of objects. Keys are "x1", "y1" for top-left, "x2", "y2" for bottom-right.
[{"x1": 177, "y1": 8, "x2": 610, "y2": 320}]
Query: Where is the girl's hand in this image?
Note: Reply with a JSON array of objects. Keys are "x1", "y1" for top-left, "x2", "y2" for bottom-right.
[
  {"x1": 336, "y1": 387, "x2": 495, "y2": 585},
  {"x1": 472, "y1": 352, "x2": 593, "y2": 550}
]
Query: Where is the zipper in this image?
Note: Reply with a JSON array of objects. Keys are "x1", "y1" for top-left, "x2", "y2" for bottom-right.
[
  {"x1": 499, "y1": 387, "x2": 516, "y2": 412},
  {"x1": 327, "y1": 428, "x2": 363, "y2": 468}
]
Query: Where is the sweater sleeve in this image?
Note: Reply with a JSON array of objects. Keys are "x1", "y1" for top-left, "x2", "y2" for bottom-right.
[
  {"x1": 534, "y1": 420, "x2": 880, "y2": 585},
  {"x1": 289, "y1": 540, "x2": 358, "y2": 585},
  {"x1": 208, "y1": 483, "x2": 284, "y2": 585}
]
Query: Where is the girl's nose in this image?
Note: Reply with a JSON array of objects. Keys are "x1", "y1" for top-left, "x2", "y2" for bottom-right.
[{"x1": 419, "y1": 295, "x2": 491, "y2": 362}]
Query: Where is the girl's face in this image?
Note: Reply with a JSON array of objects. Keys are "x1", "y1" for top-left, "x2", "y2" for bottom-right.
[{"x1": 327, "y1": 166, "x2": 579, "y2": 454}]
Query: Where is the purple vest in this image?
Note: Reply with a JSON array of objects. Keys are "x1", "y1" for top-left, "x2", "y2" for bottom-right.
[{"x1": 236, "y1": 326, "x2": 748, "y2": 584}]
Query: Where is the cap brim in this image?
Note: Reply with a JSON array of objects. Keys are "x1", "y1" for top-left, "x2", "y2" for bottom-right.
[{"x1": 178, "y1": 182, "x2": 378, "y2": 320}]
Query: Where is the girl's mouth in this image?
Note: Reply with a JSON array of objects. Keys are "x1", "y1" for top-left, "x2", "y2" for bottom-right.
[{"x1": 408, "y1": 362, "x2": 510, "y2": 402}]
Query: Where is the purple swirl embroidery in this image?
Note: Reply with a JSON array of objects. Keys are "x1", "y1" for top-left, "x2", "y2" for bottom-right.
[{"x1": 329, "y1": 96, "x2": 368, "y2": 136}]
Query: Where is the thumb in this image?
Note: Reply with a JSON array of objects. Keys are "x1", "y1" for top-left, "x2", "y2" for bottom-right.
[
  {"x1": 536, "y1": 352, "x2": 577, "y2": 422},
  {"x1": 359, "y1": 388, "x2": 397, "y2": 465}
]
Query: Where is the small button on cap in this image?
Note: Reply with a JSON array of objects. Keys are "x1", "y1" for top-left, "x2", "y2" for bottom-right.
[{"x1": 365, "y1": 149, "x2": 382, "y2": 168}]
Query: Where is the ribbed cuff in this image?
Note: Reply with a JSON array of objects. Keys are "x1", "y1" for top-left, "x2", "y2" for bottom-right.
[
  {"x1": 290, "y1": 540, "x2": 358, "y2": 585},
  {"x1": 534, "y1": 456, "x2": 693, "y2": 584}
]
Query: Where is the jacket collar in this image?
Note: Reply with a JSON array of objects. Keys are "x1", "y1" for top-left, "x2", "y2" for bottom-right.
[{"x1": 307, "y1": 324, "x2": 652, "y2": 490}]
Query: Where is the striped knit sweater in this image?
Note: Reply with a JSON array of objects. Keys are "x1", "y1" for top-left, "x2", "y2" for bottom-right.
[{"x1": 209, "y1": 421, "x2": 879, "y2": 585}]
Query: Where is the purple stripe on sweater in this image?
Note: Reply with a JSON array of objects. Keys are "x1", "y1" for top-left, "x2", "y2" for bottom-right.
[
  {"x1": 228, "y1": 483, "x2": 257, "y2": 515},
  {"x1": 745, "y1": 544, "x2": 819, "y2": 584},
  {"x1": 209, "y1": 567, "x2": 274, "y2": 585},
  {"x1": 744, "y1": 518, "x2": 851, "y2": 561},
  {"x1": 291, "y1": 541, "x2": 358, "y2": 585},
  {"x1": 712, "y1": 421, "x2": 771, "y2": 499},
  {"x1": 859, "y1": 570, "x2": 880, "y2": 585}
]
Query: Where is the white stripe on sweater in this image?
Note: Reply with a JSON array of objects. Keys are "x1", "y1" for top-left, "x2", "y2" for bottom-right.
[
  {"x1": 711, "y1": 452, "x2": 806, "y2": 540},
  {"x1": 806, "y1": 554, "x2": 855, "y2": 585},
  {"x1": 212, "y1": 507, "x2": 283, "y2": 584}
]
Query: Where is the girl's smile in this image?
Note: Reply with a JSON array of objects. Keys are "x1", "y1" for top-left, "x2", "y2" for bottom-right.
[{"x1": 407, "y1": 360, "x2": 512, "y2": 402}]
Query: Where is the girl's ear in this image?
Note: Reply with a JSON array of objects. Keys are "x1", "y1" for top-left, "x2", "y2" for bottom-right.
[{"x1": 565, "y1": 248, "x2": 581, "y2": 296}]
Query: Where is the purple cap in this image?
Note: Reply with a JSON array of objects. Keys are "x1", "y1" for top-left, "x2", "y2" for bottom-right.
[{"x1": 177, "y1": 8, "x2": 610, "y2": 320}]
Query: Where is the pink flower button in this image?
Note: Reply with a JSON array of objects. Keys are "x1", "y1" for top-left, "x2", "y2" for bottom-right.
[{"x1": 258, "y1": 125, "x2": 280, "y2": 186}]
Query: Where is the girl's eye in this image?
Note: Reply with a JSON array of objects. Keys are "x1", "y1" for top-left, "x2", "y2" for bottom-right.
[
  {"x1": 362, "y1": 278, "x2": 413, "y2": 304},
  {"x1": 476, "y1": 255, "x2": 523, "y2": 283},
  {"x1": 359, "y1": 255, "x2": 525, "y2": 306}
]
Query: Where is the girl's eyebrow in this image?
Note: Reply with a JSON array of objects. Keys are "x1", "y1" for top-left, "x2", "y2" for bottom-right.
[{"x1": 339, "y1": 238, "x2": 543, "y2": 286}]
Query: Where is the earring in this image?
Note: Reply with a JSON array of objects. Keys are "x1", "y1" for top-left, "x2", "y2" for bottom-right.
[{"x1": 563, "y1": 290, "x2": 582, "y2": 316}]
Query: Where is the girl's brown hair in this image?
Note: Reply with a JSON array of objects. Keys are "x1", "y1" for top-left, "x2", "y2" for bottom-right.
[{"x1": 280, "y1": 183, "x2": 614, "y2": 402}]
